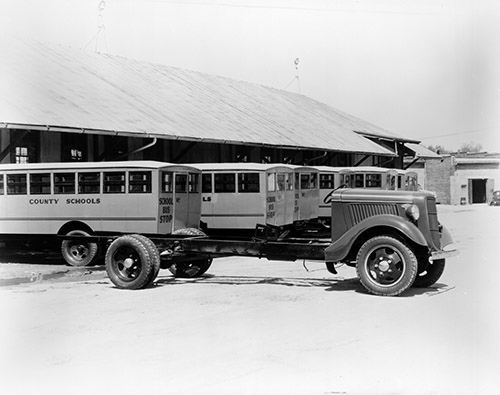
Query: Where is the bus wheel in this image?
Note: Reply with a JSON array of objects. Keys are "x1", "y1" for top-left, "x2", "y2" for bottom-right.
[
  {"x1": 61, "y1": 230, "x2": 98, "y2": 267},
  {"x1": 356, "y1": 236, "x2": 418, "y2": 296},
  {"x1": 128, "y1": 234, "x2": 161, "y2": 286},
  {"x1": 412, "y1": 259, "x2": 445, "y2": 288},
  {"x1": 168, "y1": 258, "x2": 213, "y2": 278},
  {"x1": 168, "y1": 228, "x2": 212, "y2": 278},
  {"x1": 105, "y1": 235, "x2": 156, "y2": 290}
]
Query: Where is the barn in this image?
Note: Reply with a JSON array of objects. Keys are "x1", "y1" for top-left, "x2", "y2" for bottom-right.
[{"x1": 1, "y1": 38, "x2": 420, "y2": 167}]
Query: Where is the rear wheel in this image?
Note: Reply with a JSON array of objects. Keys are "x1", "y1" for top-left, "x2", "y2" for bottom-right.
[
  {"x1": 61, "y1": 229, "x2": 98, "y2": 267},
  {"x1": 105, "y1": 235, "x2": 156, "y2": 289},
  {"x1": 413, "y1": 259, "x2": 445, "y2": 288},
  {"x1": 128, "y1": 234, "x2": 161, "y2": 286},
  {"x1": 356, "y1": 236, "x2": 418, "y2": 296},
  {"x1": 168, "y1": 228, "x2": 212, "y2": 278}
]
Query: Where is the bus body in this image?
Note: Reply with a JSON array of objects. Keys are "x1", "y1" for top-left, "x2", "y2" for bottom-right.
[
  {"x1": 386, "y1": 169, "x2": 406, "y2": 191},
  {"x1": 190, "y1": 163, "x2": 299, "y2": 232},
  {"x1": 405, "y1": 171, "x2": 419, "y2": 191},
  {"x1": 290, "y1": 165, "x2": 320, "y2": 222},
  {"x1": 0, "y1": 161, "x2": 201, "y2": 236}
]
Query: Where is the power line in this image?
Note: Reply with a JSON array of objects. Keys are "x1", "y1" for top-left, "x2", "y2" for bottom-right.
[
  {"x1": 418, "y1": 128, "x2": 492, "y2": 140},
  {"x1": 132, "y1": 0, "x2": 444, "y2": 16}
]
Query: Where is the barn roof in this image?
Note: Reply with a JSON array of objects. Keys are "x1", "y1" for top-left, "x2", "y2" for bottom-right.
[{"x1": 0, "y1": 38, "x2": 397, "y2": 156}]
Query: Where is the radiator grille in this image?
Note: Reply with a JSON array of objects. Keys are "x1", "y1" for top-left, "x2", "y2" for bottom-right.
[
  {"x1": 348, "y1": 203, "x2": 398, "y2": 224},
  {"x1": 426, "y1": 197, "x2": 440, "y2": 247}
]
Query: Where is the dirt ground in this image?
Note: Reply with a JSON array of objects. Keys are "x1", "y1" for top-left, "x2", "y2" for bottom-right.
[{"x1": 0, "y1": 204, "x2": 499, "y2": 395}]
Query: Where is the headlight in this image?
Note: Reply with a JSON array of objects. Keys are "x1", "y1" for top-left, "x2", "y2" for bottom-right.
[{"x1": 403, "y1": 204, "x2": 420, "y2": 221}]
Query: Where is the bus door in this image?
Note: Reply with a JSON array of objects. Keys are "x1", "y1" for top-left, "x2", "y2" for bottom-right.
[
  {"x1": 293, "y1": 172, "x2": 300, "y2": 221},
  {"x1": 187, "y1": 172, "x2": 202, "y2": 228},
  {"x1": 283, "y1": 171, "x2": 295, "y2": 225},
  {"x1": 273, "y1": 171, "x2": 287, "y2": 227},
  {"x1": 386, "y1": 171, "x2": 397, "y2": 191},
  {"x1": 309, "y1": 171, "x2": 319, "y2": 219},
  {"x1": 339, "y1": 169, "x2": 353, "y2": 188},
  {"x1": 266, "y1": 171, "x2": 278, "y2": 226},
  {"x1": 299, "y1": 172, "x2": 311, "y2": 220},
  {"x1": 158, "y1": 171, "x2": 175, "y2": 234},
  {"x1": 173, "y1": 172, "x2": 190, "y2": 231}
]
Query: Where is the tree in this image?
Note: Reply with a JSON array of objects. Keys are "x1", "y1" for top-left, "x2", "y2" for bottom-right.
[
  {"x1": 458, "y1": 141, "x2": 483, "y2": 153},
  {"x1": 427, "y1": 145, "x2": 448, "y2": 154}
]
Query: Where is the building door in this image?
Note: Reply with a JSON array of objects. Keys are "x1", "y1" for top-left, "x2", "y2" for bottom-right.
[{"x1": 469, "y1": 178, "x2": 487, "y2": 204}]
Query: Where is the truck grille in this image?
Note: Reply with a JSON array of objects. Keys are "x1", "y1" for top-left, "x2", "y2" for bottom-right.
[
  {"x1": 426, "y1": 197, "x2": 440, "y2": 248},
  {"x1": 348, "y1": 203, "x2": 398, "y2": 225}
]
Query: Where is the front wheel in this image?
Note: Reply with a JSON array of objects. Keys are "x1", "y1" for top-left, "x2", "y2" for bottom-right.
[{"x1": 356, "y1": 236, "x2": 418, "y2": 296}]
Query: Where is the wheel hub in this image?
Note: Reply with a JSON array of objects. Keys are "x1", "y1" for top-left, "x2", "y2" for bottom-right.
[
  {"x1": 377, "y1": 257, "x2": 391, "y2": 272},
  {"x1": 123, "y1": 257, "x2": 135, "y2": 268}
]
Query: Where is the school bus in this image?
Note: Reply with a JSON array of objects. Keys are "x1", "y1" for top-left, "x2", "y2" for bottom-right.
[
  {"x1": 0, "y1": 161, "x2": 201, "y2": 266},
  {"x1": 188, "y1": 163, "x2": 319, "y2": 235}
]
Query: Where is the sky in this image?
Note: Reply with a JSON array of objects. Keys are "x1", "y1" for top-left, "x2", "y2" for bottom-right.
[{"x1": 1, "y1": 0, "x2": 499, "y2": 152}]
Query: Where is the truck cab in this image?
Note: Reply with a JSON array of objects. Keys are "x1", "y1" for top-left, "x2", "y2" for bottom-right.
[{"x1": 324, "y1": 188, "x2": 457, "y2": 296}]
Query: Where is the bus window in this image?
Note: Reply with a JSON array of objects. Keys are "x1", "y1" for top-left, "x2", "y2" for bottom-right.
[
  {"x1": 295, "y1": 173, "x2": 300, "y2": 190},
  {"x1": 238, "y1": 173, "x2": 260, "y2": 193},
  {"x1": 78, "y1": 172, "x2": 100, "y2": 194},
  {"x1": 319, "y1": 174, "x2": 334, "y2": 189},
  {"x1": 215, "y1": 173, "x2": 235, "y2": 193},
  {"x1": 397, "y1": 176, "x2": 402, "y2": 190},
  {"x1": 129, "y1": 171, "x2": 152, "y2": 194},
  {"x1": 104, "y1": 172, "x2": 125, "y2": 194},
  {"x1": 202, "y1": 173, "x2": 212, "y2": 193},
  {"x1": 300, "y1": 174, "x2": 310, "y2": 190},
  {"x1": 0, "y1": 174, "x2": 4, "y2": 194},
  {"x1": 188, "y1": 173, "x2": 199, "y2": 193},
  {"x1": 267, "y1": 173, "x2": 276, "y2": 192},
  {"x1": 354, "y1": 174, "x2": 364, "y2": 188},
  {"x1": 175, "y1": 174, "x2": 188, "y2": 193},
  {"x1": 366, "y1": 174, "x2": 381, "y2": 188},
  {"x1": 54, "y1": 173, "x2": 75, "y2": 194},
  {"x1": 30, "y1": 173, "x2": 51, "y2": 194},
  {"x1": 7, "y1": 174, "x2": 27, "y2": 195},
  {"x1": 276, "y1": 173, "x2": 286, "y2": 191},
  {"x1": 310, "y1": 173, "x2": 318, "y2": 189},
  {"x1": 285, "y1": 173, "x2": 293, "y2": 190},
  {"x1": 161, "y1": 172, "x2": 173, "y2": 193}
]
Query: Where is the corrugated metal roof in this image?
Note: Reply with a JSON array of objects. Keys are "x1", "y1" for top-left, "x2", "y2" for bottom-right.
[
  {"x1": 0, "y1": 38, "x2": 395, "y2": 156},
  {"x1": 405, "y1": 143, "x2": 441, "y2": 158}
]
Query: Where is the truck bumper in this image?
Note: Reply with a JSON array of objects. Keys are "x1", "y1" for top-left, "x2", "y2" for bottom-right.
[{"x1": 429, "y1": 249, "x2": 459, "y2": 262}]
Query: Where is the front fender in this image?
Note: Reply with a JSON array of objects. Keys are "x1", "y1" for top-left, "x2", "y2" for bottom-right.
[
  {"x1": 440, "y1": 224, "x2": 454, "y2": 249},
  {"x1": 324, "y1": 214, "x2": 428, "y2": 262}
]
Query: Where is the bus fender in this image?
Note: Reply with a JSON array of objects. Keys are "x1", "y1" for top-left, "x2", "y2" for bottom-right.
[{"x1": 324, "y1": 215, "x2": 428, "y2": 263}]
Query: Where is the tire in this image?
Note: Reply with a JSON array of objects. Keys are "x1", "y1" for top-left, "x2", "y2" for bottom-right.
[
  {"x1": 105, "y1": 235, "x2": 155, "y2": 290},
  {"x1": 61, "y1": 230, "x2": 99, "y2": 267},
  {"x1": 356, "y1": 236, "x2": 418, "y2": 296},
  {"x1": 413, "y1": 259, "x2": 445, "y2": 288},
  {"x1": 168, "y1": 258, "x2": 213, "y2": 278},
  {"x1": 325, "y1": 262, "x2": 338, "y2": 275},
  {"x1": 128, "y1": 234, "x2": 161, "y2": 286},
  {"x1": 172, "y1": 228, "x2": 206, "y2": 237},
  {"x1": 168, "y1": 228, "x2": 212, "y2": 278}
]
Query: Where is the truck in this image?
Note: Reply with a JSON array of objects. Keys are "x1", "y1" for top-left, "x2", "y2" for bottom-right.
[{"x1": 100, "y1": 187, "x2": 457, "y2": 296}]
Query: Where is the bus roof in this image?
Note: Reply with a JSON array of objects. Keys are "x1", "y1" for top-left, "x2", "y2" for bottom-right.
[
  {"x1": 187, "y1": 163, "x2": 295, "y2": 172},
  {"x1": 0, "y1": 161, "x2": 201, "y2": 172}
]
